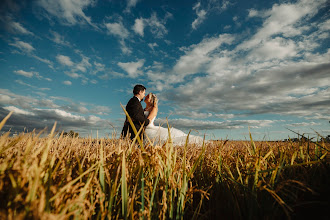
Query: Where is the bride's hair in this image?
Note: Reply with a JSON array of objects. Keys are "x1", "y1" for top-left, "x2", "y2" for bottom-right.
[{"x1": 149, "y1": 93, "x2": 158, "y2": 107}]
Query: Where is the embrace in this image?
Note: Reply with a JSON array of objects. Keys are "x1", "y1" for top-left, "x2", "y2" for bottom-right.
[{"x1": 121, "y1": 84, "x2": 204, "y2": 146}]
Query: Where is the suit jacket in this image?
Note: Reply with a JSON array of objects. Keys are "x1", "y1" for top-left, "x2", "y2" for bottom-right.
[{"x1": 121, "y1": 96, "x2": 150, "y2": 139}]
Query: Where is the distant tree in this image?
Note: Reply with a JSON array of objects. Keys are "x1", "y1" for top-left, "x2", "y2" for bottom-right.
[{"x1": 63, "y1": 130, "x2": 79, "y2": 138}]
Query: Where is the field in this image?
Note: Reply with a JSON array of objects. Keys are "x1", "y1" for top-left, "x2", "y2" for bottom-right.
[{"x1": 0, "y1": 113, "x2": 329, "y2": 220}]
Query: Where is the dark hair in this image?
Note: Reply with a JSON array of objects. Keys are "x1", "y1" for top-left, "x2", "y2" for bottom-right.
[{"x1": 133, "y1": 84, "x2": 146, "y2": 95}]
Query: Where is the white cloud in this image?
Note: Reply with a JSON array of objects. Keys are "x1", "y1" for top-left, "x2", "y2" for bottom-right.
[
  {"x1": 215, "y1": 114, "x2": 235, "y2": 119},
  {"x1": 8, "y1": 39, "x2": 53, "y2": 67},
  {"x1": 148, "y1": 43, "x2": 158, "y2": 50},
  {"x1": 65, "y1": 72, "x2": 80, "y2": 79},
  {"x1": 132, "y1": 12, "x2": 170, "y2": 38},
  {"x1": 191, "y1": 0, "x2": 231, "y2": 30},
  {"x1": 0, "y1": 15, "x2": 33, "y2": 35},
  {"x1": 52, "y1": 109, "x2": 84, "y2": 121},
  {"x1": 125, "y1": 0, "x2": 140, "y2": 13},
  {"x1": 76, "y1": 56, "x2": 91, "y2": 72},
  {"x1": 173, "y1": 34, "x2": 234, "y2": 78},
  {"x1": 127, "y1": 0, "x2": 139, "y2": 8},
  {"x1": 37, "y1": 0, "x2": 97, "y2": 28},
  {"x1": 92, "y1": 61, "x2": 105, "y2": 75},
  {"x1": 3, "y1": 106, "x2": 35, "y2": 116},
  {"x1": 105, "y1": 20, "x2": 131, "y2": 54},
  {"x1": 9, "y1": 40, "x2": 35, "y2": 53},
  {"x1": 9, "y1": 21, "x2": 33, "y2": 35},
  {"x1": 192, "y1": 2, "x2": 207, "y2": 30},
  {"x1": 57, "y1": 55, "x2": 74, "y2": 66},
  {"x1": 147, "y1": 13, "x2": 169, "y2": 38},
  {"x1": 50, "y1": 31, "x2": 71, "y2": 46},
  {"x1": 15, "y1": 80, "x2": 51, "y2": 91},
  {"x1": 240, "y1": 0, "x2": 325, "y2": 50},
  {"x1": 105, "y1": 21, "x2": 129, "y2": 39},
  {"x1": 0, "y1": 90, "x2": 112, "y2": 136},
  {"x1": 132, "y1": 18, "x2": 144, "y2": 36},
  {"x1": 32, "y1": 55, "x2": 53, "y2": 66},
  {"x1": 252, "y1": 37, "x2": 297, "y2": 60},
  {"x1": 248, "y1": 9, "x2": 258, "y2": 18},
  {"x1": 172, "y1": 110, "x2": 213, "y2": 119},
  {"x1": 118, "y1": 59, "x2": 145, "y2": 78},
  {"x1": 14, "y1": 70, "x2": 34, "y2": 77},
  {"x1": 287, "y1": 122, "x2": 320, "y2": 127},
  {"x1": 152, "y1": 0, "x2": 330, "y2": 124},
  {"x1": 155, "y1": 118, "x2": 275, "y2": 131},
  {"x1": 63, "y1": 80, "x2": 72, "y2": 85},
  {"x1": 13, "y1": 70, "x2": 52, "y2": 82}
]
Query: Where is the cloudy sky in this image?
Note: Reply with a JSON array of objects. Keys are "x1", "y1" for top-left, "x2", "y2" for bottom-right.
[{"x1": 0, "y1": 0, "x2": 329, "y2": 140}]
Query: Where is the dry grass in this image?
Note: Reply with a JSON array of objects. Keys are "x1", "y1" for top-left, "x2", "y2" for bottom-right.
[{"x1": 0, "y1": 113, "x2": 329, "y2": 220}]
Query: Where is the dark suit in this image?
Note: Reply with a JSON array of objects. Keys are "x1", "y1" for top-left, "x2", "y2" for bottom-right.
[{"x1": 121, "y1": 96, "x2": 150, "y2": 140}]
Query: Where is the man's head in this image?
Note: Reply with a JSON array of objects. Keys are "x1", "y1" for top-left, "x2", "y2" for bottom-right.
[{"x1": 133, "y1": 84, "x2": 146, "y2": 100}]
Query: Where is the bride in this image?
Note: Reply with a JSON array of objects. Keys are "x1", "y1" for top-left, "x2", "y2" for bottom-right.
[{"x1": 143, "y1": 93, "x2": 205, "y2": 146}]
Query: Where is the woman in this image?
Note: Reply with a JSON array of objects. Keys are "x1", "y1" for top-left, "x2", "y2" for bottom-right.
[{"x1": 143, "y1": 93, "x2": 205, "y2": 146}]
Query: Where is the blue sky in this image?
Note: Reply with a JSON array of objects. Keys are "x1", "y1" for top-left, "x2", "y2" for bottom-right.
[{"x1": 0, "y1": 0, "x2": 329, "y2": 140}]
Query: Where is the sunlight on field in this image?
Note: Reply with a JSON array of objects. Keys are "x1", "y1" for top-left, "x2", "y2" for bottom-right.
[{"x1": 0, "y1": 113, "x2": 329, "y2": 219}]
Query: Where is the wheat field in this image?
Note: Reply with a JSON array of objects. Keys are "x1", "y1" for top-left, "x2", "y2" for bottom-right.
[{"x1": 0, "y1": 112, "x2": 329, "y2": 220}]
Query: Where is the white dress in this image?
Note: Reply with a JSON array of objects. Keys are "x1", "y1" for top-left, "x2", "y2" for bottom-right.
[{"x1": 144, "y1": 111, "x2": 205, "y2": 146}]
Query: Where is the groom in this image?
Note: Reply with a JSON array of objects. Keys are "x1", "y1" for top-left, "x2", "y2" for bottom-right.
[{"x1": 121, "y1": 84, "x2": 155, "y2": 140}]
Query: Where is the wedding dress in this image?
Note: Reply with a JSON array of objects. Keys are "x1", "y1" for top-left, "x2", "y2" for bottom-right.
[{"x1": 144, "y1": 111, "x2": 205, "y2": 146}]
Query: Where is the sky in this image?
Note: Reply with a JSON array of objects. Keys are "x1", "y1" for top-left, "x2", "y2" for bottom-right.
[{"x1": 0, "y1": 0, "x2": 329, "y2": 141}]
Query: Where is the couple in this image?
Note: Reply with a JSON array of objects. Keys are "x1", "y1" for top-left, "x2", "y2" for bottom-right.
[{"x1": 121, "y1": 84, "x2": 204, "y2": 146}]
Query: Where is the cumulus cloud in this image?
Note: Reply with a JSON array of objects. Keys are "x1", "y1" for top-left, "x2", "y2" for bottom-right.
[
  {"x1": 132, "y1": 18, "x2": 145, "y2": 36},
  {"x1": 105, "y1": 21, "x2": 129, "y2": 39},
  {"x1": 173, "y1": 34, "x2": 234, "y2": 80},
  {"x1": 240, "y1": 0, "x2": 325, "y2": 50},
  {"x1": 56, "y1": 54, "x2": 74, "y2": 66},
  {"x1": 0, "y1": 89, "x2": 112, "y2": 136},
  {"x1": 63, "y1": 80, "x2": 72, "y2": 85},
  {"x1": 3, "y1": 106, "x2": 35, "y2": 116},
  {"x1": 248, "y1": 9, "x2": 258, "y2": 18},
  {"x1": 118, "y1": 59, "x2": 145, "y2": 78},
  {"x1": 0, "y1": 106, "x2": 109, "y2": 135},
  {"x1": 149, "y1": 0, "x2": 329, "y2": 125}
]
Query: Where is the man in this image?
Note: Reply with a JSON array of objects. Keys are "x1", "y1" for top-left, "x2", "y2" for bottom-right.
[{"x1": 121, "y1": 84, "x2": 157, "y2": 140}]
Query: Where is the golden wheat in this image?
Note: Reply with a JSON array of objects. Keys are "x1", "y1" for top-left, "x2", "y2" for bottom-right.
[{"x1": 0, "y1": 112, "x2": 329, "y2": 219}]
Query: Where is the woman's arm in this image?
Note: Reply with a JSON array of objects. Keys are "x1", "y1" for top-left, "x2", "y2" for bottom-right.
[{"x1": 147, "y1": 102, "x2": 158, "y2": 120}]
